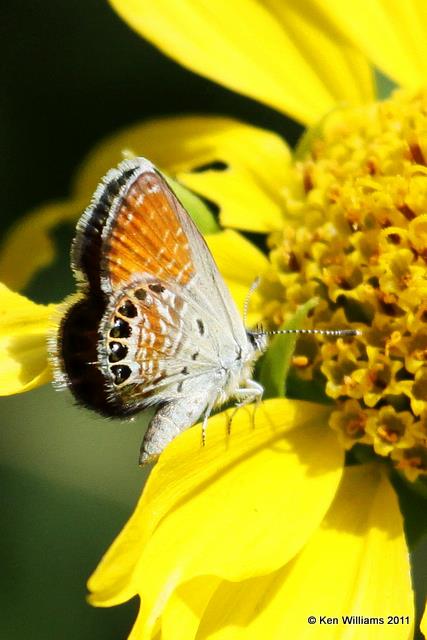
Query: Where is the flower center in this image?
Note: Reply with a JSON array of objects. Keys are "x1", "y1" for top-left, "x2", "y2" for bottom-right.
[{"x1": 265, "y1": 88, "x2": 427, "y2": 480}]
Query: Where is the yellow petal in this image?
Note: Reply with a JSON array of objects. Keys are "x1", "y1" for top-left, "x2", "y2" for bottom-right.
[
  {"x1": 183, "y1": 169, "x2": 285, "y2": 233},
  {"x1": 0, "y1": 200, "x2": 84, "y2": 292},
  {"x1": 109, "y1": 0, "x2": 374, "y2": 125},
  {"x1": 421, "y1": 600, "x2": 427, "y2": 639},
  {"x1": 195, "y1": 465, "x2": 414, "y2": 640},
  {"x1": 161, "y1": 577, "x2": 221, "y2": 640},
  {"x1": 74, "y1": 115, "x2": 292, "y2": 233},
  {"x1": 320, "y1": 0, "x2": 427, "y2": 89},
  {"x1": 88, "y1": 398, "x2": 344, "y2": 638},
  {"x1": 0, "y1": 283, "x2": 54, "y2": 394},
  {"x1": 206, "y1": 230, "x2": 269, "y2": 325}
]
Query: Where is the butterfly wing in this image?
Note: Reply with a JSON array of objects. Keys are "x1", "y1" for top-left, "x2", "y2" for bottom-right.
[
  {"x1": 97, "y1": 158, "x2": 248, "y2": 412},
  {"x1": 55, "y1": 157, "x2": 247, "y2": 417},
  {"x1": 98, "y1": 278, "x2": 227, "y2": 413},
  {"x1": 99, "y1": 159, "x2": 246, "y2": 342}
]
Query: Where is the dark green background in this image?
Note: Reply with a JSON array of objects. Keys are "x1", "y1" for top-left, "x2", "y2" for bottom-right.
[
  {"x1": 1, "y1": 0, "x2": 301, "y2": 236},
  {"x1": 1, "y1": 2, "x2": 425, "y2": 639}
]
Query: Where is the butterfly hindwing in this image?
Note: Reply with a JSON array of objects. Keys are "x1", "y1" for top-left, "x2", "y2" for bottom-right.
[{"x1": 98, "y1": 277, "x2": 222, "y2": 413}]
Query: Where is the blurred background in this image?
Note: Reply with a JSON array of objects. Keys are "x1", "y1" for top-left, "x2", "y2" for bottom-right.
[{"x1": 0, "y1": 1, "x2": 302, "y2": 638}]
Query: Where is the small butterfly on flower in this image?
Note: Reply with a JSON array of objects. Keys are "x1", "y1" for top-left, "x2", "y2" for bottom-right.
[{"x1": 50, "y1": 158, "x2": 359, "y2": 464}]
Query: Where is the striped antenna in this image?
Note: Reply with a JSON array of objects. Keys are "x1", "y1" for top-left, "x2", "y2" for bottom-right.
[
  {"x1": 243, "y1": 276, "x2": 261, "y2": 326},
  {"x1": 244, "y1": 278, "x2": 362, "y2": 338},
  {"x1": 252, "y1": 327, "x2": 362, "y2": 337}
]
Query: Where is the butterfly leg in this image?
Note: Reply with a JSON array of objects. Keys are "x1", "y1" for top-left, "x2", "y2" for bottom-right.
[
  {"x1": 201, "y1": 396, "x2": 218, "y2": 447},
  {"x1": 234, "y1": 379, "x2": 263, "y2": 409},
  {"x1": 139, "y1": 394, "x2": 209, "y2": 465},
  {"x1": 228, "y1": 379, "x2": 264, "y2": 432}
]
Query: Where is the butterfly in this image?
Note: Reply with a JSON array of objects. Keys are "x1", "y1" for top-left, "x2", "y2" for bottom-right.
[{"x1": 51, "y1": 157, "x2": 358, "y2": 464}]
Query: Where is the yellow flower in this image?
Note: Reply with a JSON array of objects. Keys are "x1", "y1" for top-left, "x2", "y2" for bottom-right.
[
  {"x1": 2, "y1": 1, "x2": 427, "y2": 637},
  {"x1": 260, "y1": 89, "x2": 427, "y2": 481},
  {"x1": 89, "y1": 401, "x2": 412, "y2": 639}
]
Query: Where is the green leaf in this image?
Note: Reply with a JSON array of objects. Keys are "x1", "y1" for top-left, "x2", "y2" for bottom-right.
[
  {"x1": 258, "y1": 298, "x2": 318, "y2": 399},
  {"x1": 164, "y1": 175, "x2": 219, "y2": 234}
]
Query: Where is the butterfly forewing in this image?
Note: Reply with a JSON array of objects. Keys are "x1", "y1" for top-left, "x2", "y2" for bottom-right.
[
  {"x1": 71, "y1": 166, "x2": 135, "y2": 293},
  {"x1": 101, "y1": 169, "x2": 195, "y2": 292},
  {"x1": 99, "y1": 163, "x2": 246, "y2": 348}
]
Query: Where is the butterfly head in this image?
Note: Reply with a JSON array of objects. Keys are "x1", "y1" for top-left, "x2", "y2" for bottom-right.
[{"x1": 246, "y1": 330, "x2": 268, "y2": 356}]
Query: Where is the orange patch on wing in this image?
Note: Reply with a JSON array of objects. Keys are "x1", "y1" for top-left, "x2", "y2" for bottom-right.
[
  {"x1": 105, "y1": 172, "x2": 195, "y2": 289},
  {"x1": 135, "y1": 291, "x2": 184, "y2": 379}
]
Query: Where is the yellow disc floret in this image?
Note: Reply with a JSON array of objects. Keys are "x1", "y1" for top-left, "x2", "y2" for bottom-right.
[{"x1": 265, "y1": 89, "x2": 427, "y2": 479}]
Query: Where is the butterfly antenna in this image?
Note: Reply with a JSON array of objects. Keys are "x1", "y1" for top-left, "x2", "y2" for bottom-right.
[
  {"x1": 243, "y1": 279, "x2": 361, "y2": 338},
  {"x1": 243, "y1": 277, "x2": 261, "y2": 327},
  {"x1": 254, "y1": 327, "x2": 362, "y2": 338}
]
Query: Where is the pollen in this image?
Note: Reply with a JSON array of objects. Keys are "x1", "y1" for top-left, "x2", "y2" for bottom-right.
[
  {"x1": 291, "y1": 355, "x2": 309, "y2": 368},
  {"x1": 263, "y1": 88, "x2": 427, "y2": 479}
]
